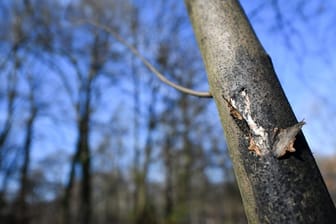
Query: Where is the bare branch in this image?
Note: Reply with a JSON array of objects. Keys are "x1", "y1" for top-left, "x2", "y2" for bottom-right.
[{"x1": 75, "y1": 20, "x2": 212, "y2": 98}]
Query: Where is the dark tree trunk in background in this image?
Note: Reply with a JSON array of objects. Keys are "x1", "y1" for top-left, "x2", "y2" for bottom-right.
[
  {"x1": 185, "y1": 0, "x2": 336, "y2": 223},
  {"x1": 135, "y1": 84, "x2": 158, "y2": 224},
  {"x1": 17, "y1": 75, "x2": 38, "y2": 224},
  {"x1": 0, "y1": 75, "x2": 16, "y2": 149},
  {"x1": 62, "y1": 64, "x2": 96, "y2": 224},
  {"x1": 62, "y1": 29, "x2": 108, "y2": 224},
  {"x1": 163, "y1": 137, "x2": 174, "y2": 221},
  {"x1": 63, "y1": 146, "x2": 79, "y2": 224},
  {"x1": 63, "y1": 99, "x2": 92, "y2": 224},
  {"x1": 17, "y1": 103, "x2": 36, "y2": 224},
  {"x1": 63, "y1": 85, "x2": 92, "y2": 224},
  {"x1": 79, "y1": 96, "x2": 92, "y2": 224}
]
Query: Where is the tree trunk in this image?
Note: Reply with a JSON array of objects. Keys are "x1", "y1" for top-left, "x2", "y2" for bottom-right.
[
  {"x1": 17, "y1": 104, "x2": 36, "y2": 224},
  {"x1": 185, "y1": 0, "x2": 336, "y2": 223},
  {"x1": 163, "y1": 137, "x2": 174, "y2": 221},
  {"x1": 63, "y1": 146, "x2": 79, "y2": 224},
  {"x1": 62, "y1": 76, "x2": 93, "y2": 224},
  {"x1": 79, "y1": 79, "x2": 92, "y2": 224}
]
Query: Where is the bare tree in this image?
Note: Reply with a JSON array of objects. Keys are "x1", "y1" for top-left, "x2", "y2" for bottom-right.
[
  {"x1": 60, "y1": 32, "x2": 110, "y2": 224},
  {"x1": 16, "y1": 73, "x2": 40, "y2": 224},
  {"x1": 43, "y1": 1, "x2": 134, "y2": 223}
]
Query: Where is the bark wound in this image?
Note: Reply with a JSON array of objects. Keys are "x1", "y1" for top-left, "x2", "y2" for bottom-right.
[
  {"x1": 272, "y1": 121, "x2": 305, "y2": 157},
  {"x1": 224, "y1": 88, "x2": 305, "y2": 158}
]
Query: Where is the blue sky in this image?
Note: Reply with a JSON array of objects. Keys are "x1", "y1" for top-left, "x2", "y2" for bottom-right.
[
  {"x1": 240, "y1": 0, "x2": 336, "y2": 155},
  {"x1": 25, "y1": 1, "x2": 335, "y2": 177},
  {"x1": 2, "y1": 0, "x2": 335, "y2": 191}
]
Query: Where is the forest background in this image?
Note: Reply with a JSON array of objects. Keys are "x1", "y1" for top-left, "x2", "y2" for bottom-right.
[{"x1": 0, "y1": 0, "x2": 335, "y2": 223}]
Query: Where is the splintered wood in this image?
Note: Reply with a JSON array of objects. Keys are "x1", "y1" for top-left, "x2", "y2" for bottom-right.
[
  {"x1": 224, "y1": 98, "x2": 243, "y2": 120},
  {"x1": 272, "y1": 121, "x2": 305, "y2": 158},
  {"x1": 248, "y1": 135, "x2": 262, "y2": 156},
  {"x1": 225, "y1": 89, "x2": 304, "y2": 158}
]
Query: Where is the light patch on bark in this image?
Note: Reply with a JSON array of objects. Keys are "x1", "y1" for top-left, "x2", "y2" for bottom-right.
[
  {"x1": 248, "y1": 135, "x2": 262, "y2": 156},
  {"x1": 227, "y1": 89, "x2": 304, "y2": 158},
  {"x1": 272, "y1": 121, "x2": 305, "y2": 157},
  {"x1": 229, "y1": 89, "x2": 269, "y2": 156}
]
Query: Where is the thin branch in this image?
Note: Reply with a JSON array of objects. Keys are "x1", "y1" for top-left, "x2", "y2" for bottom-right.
[{"x1": 75, "y1": 20, "x2": 212, "y2": 98}]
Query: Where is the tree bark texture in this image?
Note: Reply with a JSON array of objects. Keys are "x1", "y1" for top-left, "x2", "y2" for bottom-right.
[{"x1": 185, "y1": 0, "x2": 336, "y2": 223}]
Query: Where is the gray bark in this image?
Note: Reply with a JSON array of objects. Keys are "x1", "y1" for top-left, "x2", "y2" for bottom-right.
[{"x1": 185, "y1": 0, "x2": 336, "y2": 223}]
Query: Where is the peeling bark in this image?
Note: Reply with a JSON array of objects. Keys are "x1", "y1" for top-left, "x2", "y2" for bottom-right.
[
  {"x1": 225, "y1": 89, "x2": 305, "y2": 158},
  {"x1": 272, "y1": 121, "x2": 305, "y2": 158}
]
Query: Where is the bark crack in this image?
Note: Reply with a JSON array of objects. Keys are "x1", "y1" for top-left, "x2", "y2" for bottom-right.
[{"x1": 224, "y1": 89, "x2": 304, "y2": 158}]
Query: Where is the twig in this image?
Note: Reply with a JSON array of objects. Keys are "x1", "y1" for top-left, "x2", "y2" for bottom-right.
[{"x1": 75, "y1": 20, "x2": 212, "y2": 98}]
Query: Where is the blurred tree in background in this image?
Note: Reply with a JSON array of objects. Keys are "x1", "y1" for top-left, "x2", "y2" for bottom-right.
[{"x1": 0, "y1": 0, "x2": 335, "y2": 224}]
